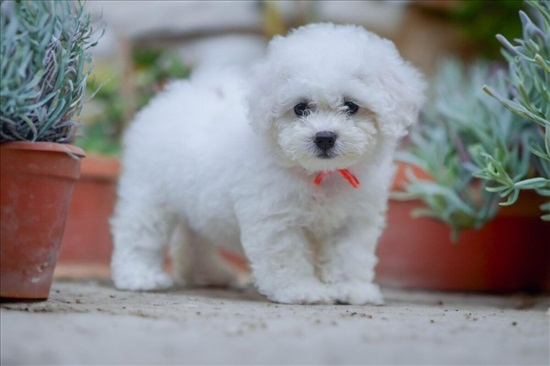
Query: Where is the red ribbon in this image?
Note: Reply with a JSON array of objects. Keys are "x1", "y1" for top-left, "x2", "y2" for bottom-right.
[{"x1": 314, "y1": 169, "x2": 360, "y2": 188}]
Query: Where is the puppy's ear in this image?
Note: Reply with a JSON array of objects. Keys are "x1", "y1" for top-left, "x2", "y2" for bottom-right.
[
  {"x1": 371, "y1": 42, "x2": 426, "y2": 139},
  {"x1": 246, "y1": 46, "x2": 283, "y2": 133}
]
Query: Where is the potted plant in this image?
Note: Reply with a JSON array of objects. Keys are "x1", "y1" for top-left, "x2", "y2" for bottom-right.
[
  {"x1": 0, "y1": 0, "x2": 100, "y2": 299},
  {"x1": 376, "y1": 0, "x2": 550, "y2": 292}
]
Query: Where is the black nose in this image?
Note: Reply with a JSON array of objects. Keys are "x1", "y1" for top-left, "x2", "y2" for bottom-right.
[{"x1": 314, "y1": 131, "x2": 337, "y2": 150}]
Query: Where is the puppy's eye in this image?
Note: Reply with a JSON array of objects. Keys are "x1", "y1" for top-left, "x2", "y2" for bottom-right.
[
  {"x1": 344, "y1": 101, "x2": 359, "y2": 115},
  {"x1": 294, "y1": 103, "x2": 310, "y2": 117}
]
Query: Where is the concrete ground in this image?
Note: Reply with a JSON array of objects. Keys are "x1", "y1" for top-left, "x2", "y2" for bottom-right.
[{"x1": 1, "y1": 279, "x2": 549, "y2": 365}]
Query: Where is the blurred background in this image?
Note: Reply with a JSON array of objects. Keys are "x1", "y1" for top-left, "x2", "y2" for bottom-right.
[{"x1": 78, "y1": 0, "x2": 523, "y2": 155}]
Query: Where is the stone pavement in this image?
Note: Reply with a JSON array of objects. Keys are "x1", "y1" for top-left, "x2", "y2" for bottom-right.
[{"x1": 1, "y1": 279, "x2": 549, "y2": 365}]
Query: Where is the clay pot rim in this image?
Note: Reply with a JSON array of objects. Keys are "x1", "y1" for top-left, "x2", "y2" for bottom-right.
[
  {"x1": 79, "y1": 154, "x2": 120, "y2": 180},
  {"x1": 1, "y1": 141, "x2": 85, "y2": 158}
]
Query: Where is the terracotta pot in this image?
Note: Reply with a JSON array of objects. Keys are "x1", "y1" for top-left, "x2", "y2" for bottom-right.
[
  {"x1": 1, "y1": 142, "x2": 85, "y2": 300},
  {"x1": 57, "y1": 155, "x2": 119, "y2": 274},
  {"x1": 376, "y1": 163, "x2": 550, "y2": 293}
]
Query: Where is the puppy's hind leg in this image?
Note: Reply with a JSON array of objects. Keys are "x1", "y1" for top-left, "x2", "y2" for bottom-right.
[
  {"x1": 111, "y1": 197, "x2": 176, "y2": 291},
  {"x1": 187, "y1": 233, "x2": 250, "y2": 289},
  {"x1": 168, "y1": 222, "x2": 192, "y2": 286}
]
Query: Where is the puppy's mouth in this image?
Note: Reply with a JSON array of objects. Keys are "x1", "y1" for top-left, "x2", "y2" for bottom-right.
[{"x1": 316, "y1": 150, "x2": 336, "y2": 159}]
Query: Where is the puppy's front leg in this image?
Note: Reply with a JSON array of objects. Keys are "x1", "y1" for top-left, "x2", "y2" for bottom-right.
[
  {"x1": 240, "y1": 223, "x2": 334, "y2": 304},
  {"x1": 317, "y1": 221, "x2": 384, "y2": 305}
]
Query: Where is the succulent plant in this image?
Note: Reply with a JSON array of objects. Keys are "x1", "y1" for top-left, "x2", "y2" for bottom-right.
[
  {"x1": 0, "y1": 0, "x2": 100, "y2": 143},
  {"x1": 396, "y1": 0, "x2": 549, "y2": 239},
  {"x1": 479, "y1": 0, "x2": 550, "y2": 220}
]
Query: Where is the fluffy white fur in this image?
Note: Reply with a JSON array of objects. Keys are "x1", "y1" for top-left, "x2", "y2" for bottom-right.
[{"x1": 110, "y1": 23, "x2": 426, "y2": 305}]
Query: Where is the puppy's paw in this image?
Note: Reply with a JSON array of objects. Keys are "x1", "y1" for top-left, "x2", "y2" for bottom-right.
[
  {"x1": 113, "y1": 266, "x2": 174, "y2": 292},
  {"x1": 332, "y1": 282, "x2": 384, "y2": 305},
  {"x1": 262, "y1": 281, "x2": 335, "y2": 305}
]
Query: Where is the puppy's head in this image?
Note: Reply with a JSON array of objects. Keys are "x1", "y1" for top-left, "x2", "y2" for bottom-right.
[{"x1": 247, "y1": 23, "x2": 426, "y2": 172}]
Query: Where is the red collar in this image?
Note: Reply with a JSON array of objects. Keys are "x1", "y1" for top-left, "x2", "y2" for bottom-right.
[{"x1": 314, "y1": 169, "x2": 360, "y2": 188}]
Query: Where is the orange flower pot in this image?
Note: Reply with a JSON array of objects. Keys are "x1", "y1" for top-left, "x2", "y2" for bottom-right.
[
  {"x1": 1, "y1": 142, "x2": 85, "y2": 300},
  {"x1": 57, "y1": 155, "x2": 119, "y2": 273},
  {"x1": 375, "y1": 163, "x2": 550, "y2": 292}
]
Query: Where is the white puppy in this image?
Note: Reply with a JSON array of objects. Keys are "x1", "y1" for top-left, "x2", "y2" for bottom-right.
[{"x1": 111, "y1": 23, "x2": 425, "y2": 305}]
